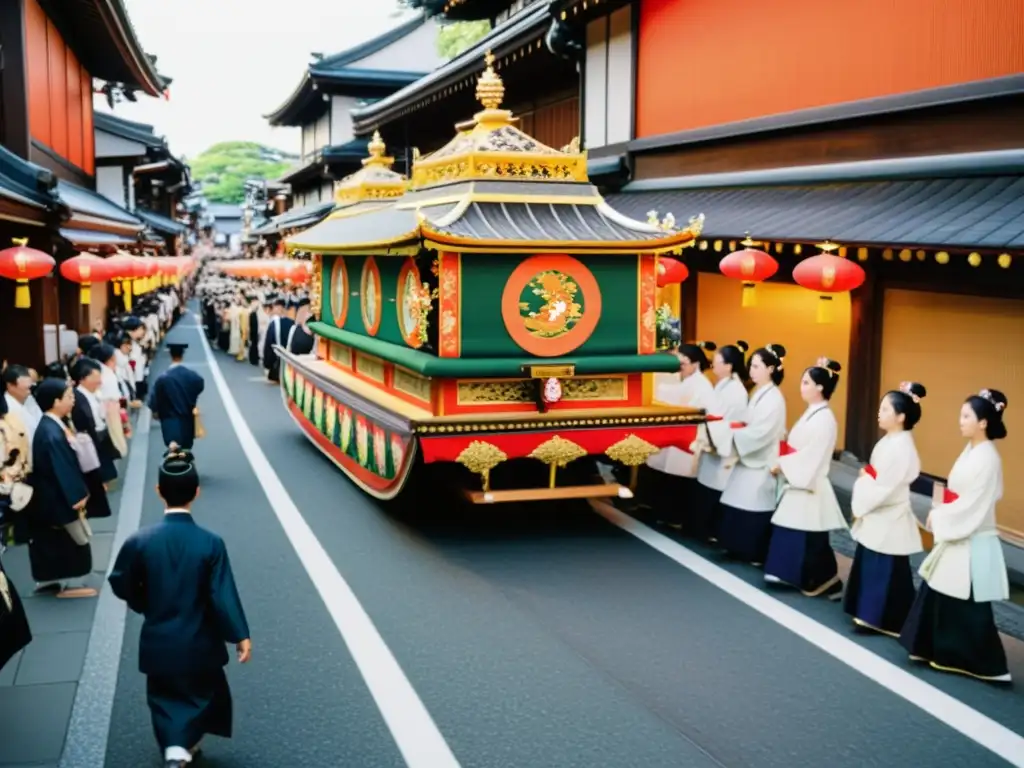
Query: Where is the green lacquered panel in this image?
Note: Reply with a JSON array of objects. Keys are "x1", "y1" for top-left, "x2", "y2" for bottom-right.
[
  {"x1": 459, "y1": 254, "x2": 639, "y2": 357},
  {"x1": 308, "y1": 322, "x2": 679, "y2": 377},
  {"x1": 324, "y1": 255, "x2": 405, "y2": 347}
]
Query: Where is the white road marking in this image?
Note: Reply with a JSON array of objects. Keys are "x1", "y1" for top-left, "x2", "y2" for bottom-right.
[
  {"x1": 590, "y1": 499, "x2": 1024, "y2": 767},
  {"x1": 197, "y1": 325, "x2": 461, "y2": 768}
]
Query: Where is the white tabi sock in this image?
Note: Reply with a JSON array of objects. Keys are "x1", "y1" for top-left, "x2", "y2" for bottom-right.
[{"x1": 165, "y1": 746, "x2": 192, "y2": 762}]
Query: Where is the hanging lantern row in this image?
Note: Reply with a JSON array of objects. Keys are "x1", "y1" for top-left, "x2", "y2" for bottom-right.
[
  {"x1": 217, "y1": 258, "x2": 312, "y2": 285},
  {"x1": 0, "y1": 238, "x2": 56, "y2": 309},
  {"x1": 656, "y1": 256, "x2": 689, "y2": 287}
]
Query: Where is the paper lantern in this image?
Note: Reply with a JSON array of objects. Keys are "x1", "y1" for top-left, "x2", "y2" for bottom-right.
[
  {"x1": 718, "y1": 235, "x2": 777, "y2": 307},
  {"x1": 60, "y1": 253, "x2": 113, "y2": 305},
  {"x1": 0, "y1": 238, "x2": 55, "y2": 308},
  {"x1": 792, "y1": 242, "x2": 866, "y2": 323},
  {"x1": 103, "y1": 252, "x2": 145, "y2": 309},
  {"x1": 656, "y1": 257, "x2": 689, "y2": 287}
]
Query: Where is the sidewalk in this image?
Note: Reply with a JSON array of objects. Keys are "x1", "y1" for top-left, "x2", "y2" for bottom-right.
[{"x1": 0, "y1": 415, "x2": 138, "y2": 768}]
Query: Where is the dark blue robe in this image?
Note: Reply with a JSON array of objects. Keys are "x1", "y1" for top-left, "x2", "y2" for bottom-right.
[
  {"x1": 148, "y1": 365, "x2": 205, "y2": 450},
  {"x1": 28, "y1": 416, "x2": 92, "y2": 582},
  {"x1": 109, "y1": 512, "x2": 250, "y2": 750},
  {"x1": 263, "y1": 316, "x2": 294, "y2": 383},
  {"x1": 70, "y1": 392, "x2": 116, "y2": 519}
]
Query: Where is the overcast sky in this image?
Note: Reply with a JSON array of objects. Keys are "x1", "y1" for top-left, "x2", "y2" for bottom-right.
[{"x1": 94, "y1": 0, "x2": 415, "y2": 159}]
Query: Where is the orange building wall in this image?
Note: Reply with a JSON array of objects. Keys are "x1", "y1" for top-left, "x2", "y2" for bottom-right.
[
  {"x1": 24, "y1": 0, "x2": 95, "y2": 174},
  {"x1": 693, "y1": 274, "x2": 852, "y2": 448},
  {"x1": 636, "y1": 0, "x2": 1024, "y2": 138}
]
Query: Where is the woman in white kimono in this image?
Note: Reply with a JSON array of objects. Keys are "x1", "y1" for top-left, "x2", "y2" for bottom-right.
[
  {"x1": 844, "y1": 382, "x2": 926, "y2": 635},
  {"x1": 899, "y1": 388, "x2": 1010, "y2": 683},
  {"x1": 717, "y1": 344, "x2": 787, "y2": 565},
  {"x1": 763, "y1": 357, "x2": 846, "y2": 599},
  {"x1": 645, "y1": 342, "x2": 717, "y2": 528},
  {"x1": 691, "y1": 342, "x2": 750, "y2": 542}
]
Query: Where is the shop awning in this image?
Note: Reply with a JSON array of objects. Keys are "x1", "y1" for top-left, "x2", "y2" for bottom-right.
[
  {"x1": 609, "y1": 155, "x2": 1024, "y2": 249},
  {"x1": 251, "y1": 200, "x2": 336, "y2": 237},
  {"x1": 56, "y1": 179, "x2": 145, "y2": 245},
  {"x1": 135, "y1": 206, "x2": 187, "y2": 236}
]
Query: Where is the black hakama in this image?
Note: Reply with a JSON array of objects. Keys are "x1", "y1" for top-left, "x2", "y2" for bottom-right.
[
  {"x1": 82, "y1": 469, "x2": 112, "y2": 519},
  {"x1": 690, "y1": 483, "x2": 724, "y2": 542},
  {"x1": 147, "y1": 669, "x2": 233, "y2": 750},
  {"x1": 248, "y1": 311, "x2": 260, "y2": 366},
  {"x1": 899, "y1": 582, "x2": 1010, "y2": 682},
  {"x1": 0, "y1": 552, "x2": 32, "y2": 672},
  {"x1": 28, "y1": 524, "x2": 92, "y2": 583},
  {"x1": 160, "y1": 416, "x2": 195, "y2": 451},
  {"x1": 843, "y1": 544, "x2": 916, "y2": 635},
  {"x1": 763, "y1": 525, "x2": 841, "y2": 597},
  {"x1": 717, "y1": 504, "x2": 773, "y2": 564}
]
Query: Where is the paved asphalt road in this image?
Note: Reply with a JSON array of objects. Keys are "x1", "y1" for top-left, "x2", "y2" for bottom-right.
[{"x1": 99, "y1": 311, "x2": 1024, "y2": 768}]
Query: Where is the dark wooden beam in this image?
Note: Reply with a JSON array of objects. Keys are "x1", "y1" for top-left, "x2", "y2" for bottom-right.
[
  {"x1": 843, "y1": 260, "x2": 884, "y2": 460},
  {"x1": 680, "y1": 269, "x2": 698, "y2": 344},
  {"x1": 0, "y1": 0, "x2": 30, "y2": 158}
]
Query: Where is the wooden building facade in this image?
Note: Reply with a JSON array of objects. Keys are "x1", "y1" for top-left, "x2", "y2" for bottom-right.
[
  {"x1": 558, "y1": 0, "x2": 1024, "y2": 539},
  {"x1": 0, "y1": 0, "x2": 167, "y2": 367}
]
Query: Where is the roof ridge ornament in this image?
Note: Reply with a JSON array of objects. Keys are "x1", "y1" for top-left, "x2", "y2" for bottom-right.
[
  {"x1": 473, "y1": 51, "x2": 513, "y2": 129},
  {"x1": 362, "y1": 130, "x2": 394, "y2": 169}
]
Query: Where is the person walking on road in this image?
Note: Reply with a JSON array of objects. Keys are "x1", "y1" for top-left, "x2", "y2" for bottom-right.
[{"x1": 109, "y1": 449, "x2": 251, "y2": 767}]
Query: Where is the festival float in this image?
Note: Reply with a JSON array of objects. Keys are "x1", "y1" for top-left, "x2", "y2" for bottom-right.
[{"x1": 280, "y1": 52, "x2": 708, "y2": 503}]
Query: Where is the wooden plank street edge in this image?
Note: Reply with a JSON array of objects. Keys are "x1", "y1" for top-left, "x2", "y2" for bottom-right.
[{"x1": 464, "y1": 483, "x2": 633, "y2": 504}]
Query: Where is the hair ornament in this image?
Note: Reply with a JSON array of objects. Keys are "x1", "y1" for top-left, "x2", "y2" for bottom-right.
[
  {"x1": 899, "y1": 381, "x2": 921, "y2": 403},
  {"x1": 979, "y1": 389, "x2": 1006, "y2": 412},
  {"x1": 816, "y1": 356, "x2": 836, "y2": 377},
  {"x1": 767, "y1": 344, "x2": 785, "y2": 370}
]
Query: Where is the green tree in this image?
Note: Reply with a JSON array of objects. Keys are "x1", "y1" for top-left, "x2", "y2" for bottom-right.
[
  {"x1": 437, "y1": 20, "x2": 491, "y2": 59},
  {"x1": 189, "y1": 141, "x2": 295, "y2": 203}
]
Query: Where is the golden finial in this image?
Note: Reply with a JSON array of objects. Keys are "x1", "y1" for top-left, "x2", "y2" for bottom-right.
[
  {"x1": 740, "y1": 233, "x2": 761, "y2": 248},
  {"x1": 815, "y1": 240, "x2": 840, "y2": 253},
  {"x1": 476, "y1": 50, "x2": 505, "y2": 111},
  {"x1": 362, "y1": 130, "x2": 394, "y2": 168}
]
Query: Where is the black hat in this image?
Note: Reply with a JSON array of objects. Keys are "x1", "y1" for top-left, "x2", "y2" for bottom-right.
[
  {"x1": 123, "y1": 317, "x2": 142, "y2": 330},
  {"x1": 168, "y1": 343, "x2": 188, "y2": 357}
]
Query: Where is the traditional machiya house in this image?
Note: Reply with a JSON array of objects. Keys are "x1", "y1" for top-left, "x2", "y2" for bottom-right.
[
  {"x1": 351, "y1": 0, "x2": 582, "y2": 175},
  {"x1": 94, "y1": 111, "x2": 191, "y2": 256},
  {"x1": 209, "y1": 203, "x2": 245, "y2": 254},
  {"x1": 555, "y1": 0, "x2": 1024, "y2": 542},
  {"x1": 262, "y1": 11, "x2": 444, "y2": 247},
  {"x1": 0, "y1": 0, "x2": 166, "y2": 367}
]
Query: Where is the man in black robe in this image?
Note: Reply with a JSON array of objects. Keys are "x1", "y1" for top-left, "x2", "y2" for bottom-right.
[
  {"x1": 286, "y1": 297, "x2": 316, "y2": 355},
  {"x1": 247, "y1": 296, "x2": 263, "y2": 367},
  {"x1": 109, "y1": 451, "x2": 251, "y2": 768},
  {"x1": 148, "y1": 344, "x2": 205, "y2": 451},
  {"x1": 262, "y1": 298, "x2": 293, "y2": 383}
]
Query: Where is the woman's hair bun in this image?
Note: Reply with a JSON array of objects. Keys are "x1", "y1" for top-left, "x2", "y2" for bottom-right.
[
  {"x1": 908, "y1": 382, "x2": 926, "y2": 399},
  {"x1": 767, "y1": 343, "x2": 787, "y2": 359},
  {"x1": 979, "y1": 388, "x2": 1008, "y2": 413},
  {"x1": 699, "y1": 341, "x2": 717, "y2": 352},
  {"x1": 735, "y1": 340, "x2": 749, "y2": 353},
  {"x1": 819, "y1": 357, "x2": 841, "y2": 373}
]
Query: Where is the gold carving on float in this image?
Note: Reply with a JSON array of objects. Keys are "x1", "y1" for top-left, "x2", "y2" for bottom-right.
[
  {"x1": 393, "y1": 367, "x2": 432, "y2": 402},
  {"x1": 310, "y1": 253, "x2": 323, "y2": 319},
  {"x1": 606, "y1": 434, "x2": 661, "y2": 490},
  {"x1": 355, "y1": 352, "x2": 385, "y2": 382},
  {"x1": 456, "y1": 440, "x2": 508, "y2": 492},
  {"x1": 411, "y1": 51, "x2": 588, "y2": 188},
  {"x1": 456, "y1": 376, "x2": 628, "y2": 405},
  {"x1": 529, "y1": 435, "x2": 587, "y2": 488},
  {"x1": 329, "y1": 343, "x2": 352, "y2": 368},
  {"x1": 529, "y1": 364, "x2": 575, "y2": 378}
]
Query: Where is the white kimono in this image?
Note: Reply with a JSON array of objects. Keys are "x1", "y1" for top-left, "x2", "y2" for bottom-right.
[
  {"x1": 695, "y1": 375, "x2": 749, "y2": 491},
  {"x1": 918, "y1": 441, "x2": 1009, "y2": 602},
  {"x1": 850, "y1": 431, "x2": 923, "y2": 556},
  {"x1": 228, "y1": 305, "x2": 244, "y2": 356},
  {"x1": 647, "y1": 370, "x2": 715, "y2": 477},
  {"x1": 719, "y1": 384, "x2": 786, "y2": 512},
  {"x1": 129, "y1": 339, "x2": 148, "y2": 384},
  {"x1": 772, "y1": 403, "x2": 846, "y2": 532}
]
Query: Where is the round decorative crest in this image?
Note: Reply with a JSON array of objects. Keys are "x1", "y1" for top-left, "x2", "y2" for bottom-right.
[
  {"x1": 500, "y1": 254, "x2": 601, "y2": 357},
  {"x1": 361, "y1": 257, "x2": 382, "y2": 336},
  {"x1": 397, "y1": 258, "x2": 424, "y2": 348},
  {"x1": 331, "y1": 257, "x2": 349, "y2": 327}
]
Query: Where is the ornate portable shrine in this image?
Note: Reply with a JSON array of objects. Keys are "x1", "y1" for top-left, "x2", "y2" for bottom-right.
[{"x1": 281, "y1": 52, "x2": 707, "y2": 503}]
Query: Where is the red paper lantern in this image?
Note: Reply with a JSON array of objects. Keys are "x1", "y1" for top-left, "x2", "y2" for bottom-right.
[
  {"x1": 792, "y1": 245, "x2": 866, "y2": 323},
  {"x1": 60, "y1": 253, "x2": 114, "y2": 305},
  {"x1": 656, "y1": 257, "x2": 689, "y2": 287},
  {"x1": 718, "y1": 236, "x2": 777, "y2": 307},
  {"x1": 0, "y1": 238, "x2": 56, "y2": 309},
  {"x1": 103, "y1": 252, "x2": 146, "y2": 309}
]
